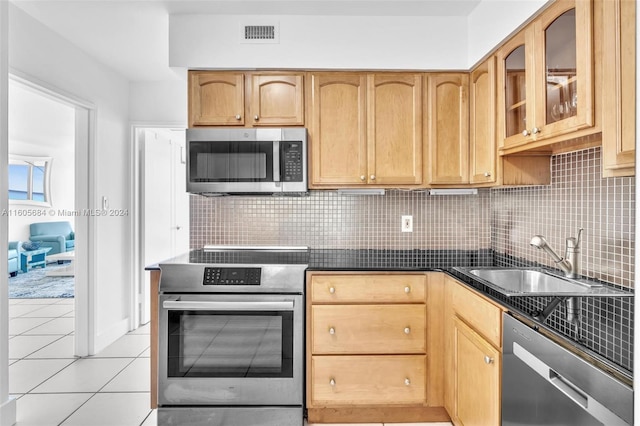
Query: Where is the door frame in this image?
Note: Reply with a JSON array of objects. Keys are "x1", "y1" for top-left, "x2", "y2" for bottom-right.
[
  {"x1": 130, "y1": 123, "x2": 186, "y2": 329},
  {"x1": 7, "y1": 70, "x2": 96, "y2": 357}
]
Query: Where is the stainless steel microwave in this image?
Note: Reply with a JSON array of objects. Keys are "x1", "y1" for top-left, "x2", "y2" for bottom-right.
[{"x1": 186, "y1": 128, "x2": 307, "y2": 195}]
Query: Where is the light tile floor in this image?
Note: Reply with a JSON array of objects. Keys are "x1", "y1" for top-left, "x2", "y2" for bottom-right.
[
  {"x1": 9, "y1": 298, "x2": 452, "y2": 426},
  {"x1": 9, "y1": 298, "x2": 156, "y2": 426}
]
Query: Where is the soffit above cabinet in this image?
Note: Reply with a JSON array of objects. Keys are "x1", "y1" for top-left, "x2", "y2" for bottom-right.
[{"x1": 12, "y1": 0, "x2": 549, "y2": 82}]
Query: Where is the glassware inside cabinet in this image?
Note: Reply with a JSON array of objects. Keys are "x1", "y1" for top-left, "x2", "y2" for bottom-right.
[
  {"x1": 504, "y1": 45, "x2": 527, "y2": 138},
  {"x1": 544, "y1": 9, "x2": 577, "y2": 125}
]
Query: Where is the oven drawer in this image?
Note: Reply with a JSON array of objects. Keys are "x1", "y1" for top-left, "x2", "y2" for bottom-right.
[
  {"x1": 310, "y1": 274, "x2": 426, "y2": 303},
  {"x1": 311, "y1": 304, "x2": 426, "y2": 354},
  {"x1": 310, "y1": 355, "x2": 427, "y2": 405}
]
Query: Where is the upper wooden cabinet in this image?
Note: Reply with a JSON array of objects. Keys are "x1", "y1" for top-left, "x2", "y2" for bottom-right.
[
  {"x1": 308, "y1": 72, "x2": 423, "y2": 188},
  {"x1": 601, "y1": 0, "x2": 636, "y2": 177},
  {"x1": 188, "y1": 71, "x2": 304, "y2": 127},
  {"x1": 497, "y1": 0, "x2": 594, "y2": 149},
  {"x1": 426, "y1": 73, "x2": 469, "y2": 185},
  {"x1": 469, "y1": 59, "x2": 497, "y2": 185}
]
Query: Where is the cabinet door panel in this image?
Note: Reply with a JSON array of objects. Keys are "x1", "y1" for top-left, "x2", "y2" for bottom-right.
[
  {"x1": 311, "y1": 305, "x2": 426, "y2": 354},
  {"x1": 310, "y1": 274, "x2": 426, "y2": 303},
  {"x1": 311, "y1": 355, "x2": 426, "y2": 405},
  {"x1": 368, "y1": 74, "x2": 423, "y2": 185},
  {"x1": 470, "y1": 58, "x2": 497, "y2": 184},
  {"x1": 427, "y1": 73, "x2": 469, "y2": 184},
  {"x1": 454, "y1": 317, "x2": 500, "y2": 426},
  {"x1": 602, "y1": 0, "x2": 636, "y2": 177},
  {"x1": 189, "y1": 72, "x2": 245, "y2": 126},
  {"x1": 308, "y1": 73, "x2": 368, "y2": 186},
  {"x1": 534, "y1": 0, "x2": 594, "y2": 139},
  {"x1": 250, "y1": 74, "x2": 304, "y2": 125}
]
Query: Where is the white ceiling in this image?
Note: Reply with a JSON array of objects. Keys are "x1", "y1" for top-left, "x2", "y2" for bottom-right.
[{"x1": 10, "y1": 0, "x2": 481, "y2": 82}]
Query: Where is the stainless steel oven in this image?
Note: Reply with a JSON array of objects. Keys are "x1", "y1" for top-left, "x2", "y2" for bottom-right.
[{"x1": 157, "y1": 246, "x2": 308, "y2": 426}]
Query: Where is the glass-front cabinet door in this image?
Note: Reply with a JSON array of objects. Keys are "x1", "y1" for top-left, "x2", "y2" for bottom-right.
[
  {"x1": 533, "y1": 0, "x2": 593, "y2": 140},
  {"x1": 498, "y1": 30, "x2": 535, "y2": 148},
  {"x1": 498, "y1": 0, "x2": 593, "y2": 149}
]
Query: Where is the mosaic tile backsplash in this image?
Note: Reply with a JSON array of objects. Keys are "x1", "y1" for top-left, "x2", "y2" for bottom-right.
[{"x1": 190, "y1": 146, "x2": 635, "y2": 372}]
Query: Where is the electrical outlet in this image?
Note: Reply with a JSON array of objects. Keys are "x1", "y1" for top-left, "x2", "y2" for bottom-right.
[{"x1": 402, "y1": 215, "x2": 413, "y2": 233}]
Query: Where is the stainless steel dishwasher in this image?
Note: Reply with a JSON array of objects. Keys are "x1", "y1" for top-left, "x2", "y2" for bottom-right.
[{"x1": 502, "y1": 313, "x2": 633, "y2": 426}]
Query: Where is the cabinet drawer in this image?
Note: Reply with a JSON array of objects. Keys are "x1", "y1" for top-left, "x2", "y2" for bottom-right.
[
  {"x1": 311, "y1": 305, "x2": 426, "y2": 354},
  {"x1": 311, "y1": 355, "x2": 426, "y2": 406},
  {"x1": 451, "y1": 281, "x2": 502, "y2": 347},
  {"x1": 310, "y1": 274, "x2": 426, "y2": 303}
]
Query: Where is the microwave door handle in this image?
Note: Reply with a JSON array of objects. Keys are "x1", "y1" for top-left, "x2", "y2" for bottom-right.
[
  {"x1": 273, "y1": 140, "x2": 281, "y2": 182},
  {"x1": 163, "y1": 300, "x2": 295, "y2": 311}
]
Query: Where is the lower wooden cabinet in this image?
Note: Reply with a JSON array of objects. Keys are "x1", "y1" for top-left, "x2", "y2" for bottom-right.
[
  {"x1": 311, "y1": 355, "x2": 426, "y2": 405},
  {"x1": 306, "y1": 271, "x2": 448, "y2": 423},
  {"x1": 444, "y1": 276, "x2": 505, "y2": 426},
  {"x1": 453, "y1": 317, "x2": 501, "y2": 426}
]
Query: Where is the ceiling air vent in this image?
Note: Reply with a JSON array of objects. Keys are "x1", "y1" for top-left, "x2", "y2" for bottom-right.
[{"x1": 240, "y1": 22, "x2": 280, "y2": 44}]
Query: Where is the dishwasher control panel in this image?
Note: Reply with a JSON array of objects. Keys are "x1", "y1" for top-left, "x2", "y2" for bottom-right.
[{"x1": 203, "y1": 267, "x2": 261, "y2": 286}]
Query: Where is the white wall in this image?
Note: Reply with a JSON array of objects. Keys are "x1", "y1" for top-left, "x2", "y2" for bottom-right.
[
  {"x1": 169, "y1": 14, "x2": 469, "y2": 70},
  {"x1": 8, "y1": 4, "x2": 132, "y2": 353},
  {"x1": 8, "y1": 81, "x2": 76, "y2": 242},
  {"x1": 466, "y1": 0, "x2": 549, "y2": 66},
  {"x1": 129, "y1": 80, "x2": 187, "y2": 125},
  {"x1": 0, "y1": 1, "x2": 16, "y2": 424}
]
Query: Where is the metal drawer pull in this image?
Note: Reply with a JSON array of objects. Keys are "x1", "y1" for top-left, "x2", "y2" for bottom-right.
[
  {"x1": 163, "y1": 300, "x2": 294, "y2": 311},
  {"x1": 330, "y1": 378, "x2": 336, "y2": 386},
  {"x1": 254, "y1": 115, "x2": 260, "y2": 121},
  {"x1": 484, "y1": 355, "x2": 494, "y2": 364},
  {"x1": 522, "y1": 129, "x2": 531, "y2": 136},
  {"x1": 404, "y1": 286, "x2": 411, "y2": 294},
  {"x1": 235, "y1": 114, "x2": 241, "y2": 120},
  {"x1": 329, "y1": 327, "x2": 335, "y2": 335},
  {"x1": 404, "y1": 327, "x2": 411, "y2": 335},
  {"x1": 329, "y1": 287, "x2": 336, "y2": 294},
  {"x1": 532, "y1": 127, "x2": 541, "y2": 135},
  {"x1": 404, "y1": 378, "x2": 411, "y2": 386}
]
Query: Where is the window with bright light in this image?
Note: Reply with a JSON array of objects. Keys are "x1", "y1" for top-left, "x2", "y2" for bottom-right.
[{"x1": 8, "y1": 155, "x2": 52, "y2": 206}]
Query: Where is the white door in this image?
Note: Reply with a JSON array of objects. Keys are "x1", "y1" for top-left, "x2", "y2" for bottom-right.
[{"x1": 140, "y1": 129, "x2": 189, "y2": 324}]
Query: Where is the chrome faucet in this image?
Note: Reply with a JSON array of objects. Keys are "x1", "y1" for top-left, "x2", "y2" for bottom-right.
[{"x1": 530, "y1": 229, "x2": 583, "y2": 279}]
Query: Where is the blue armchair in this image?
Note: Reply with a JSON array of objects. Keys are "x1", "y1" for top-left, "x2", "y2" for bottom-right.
[
  {"x1": 8, "y1": 241, "x2": 22, "y2": 277},
  {"x1": 29, "y1": 221, "x2": 75, "y2": 255}
]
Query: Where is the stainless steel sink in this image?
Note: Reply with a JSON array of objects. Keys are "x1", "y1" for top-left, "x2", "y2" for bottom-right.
[{"x1": 453, "y1": 267, "x2": 631, "y2": 297}]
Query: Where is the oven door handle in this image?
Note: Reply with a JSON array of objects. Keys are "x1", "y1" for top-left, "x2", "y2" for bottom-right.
[{"x1": 162, "y1": 300, "x2": 295, "y2": 311}]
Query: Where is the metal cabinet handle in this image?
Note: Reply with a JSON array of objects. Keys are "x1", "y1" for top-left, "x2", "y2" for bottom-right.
[
  {"x1": 404, "y1": 327, "x2": 411, "y2": 335},
  {"x1": 404, "y1": 378, "x2": 411, "y2": 386},
  {"x1": 484, "y1": 172, "x2": 491, "y2": 177},
  {"x1": 370, "y1": 175, "x2": 376, "y2": 180},
  {"x1": 254, "y1": 115, "x2": 260, "y2": 121},
  {"x1": 532, "y1": 127, "x2": 541, "y2": 135},
  {"x1": 360, "y1": 175, "x2": 366, "y2": 181},
  {"x1": 484, "y1": 355, "x2": 494, "y2": 364},
  {"x1": 329, "y1": 327, "x2": 335, "y2": 335},
  {"x1": 404, "y1": 286, "x2": 411, "y2": 294},
  {"x1": 235, "y1": 114, "x2": 241, "y2": 120},
  {"x1": 330, "y1": 378, "x2": 336, "y2": 386},
  {"x1": 522, "y1": 129, "x2": 531, "y2": 137},
  {"x1": 329, "y1": 287, "x2": 336, "y2": 294}
]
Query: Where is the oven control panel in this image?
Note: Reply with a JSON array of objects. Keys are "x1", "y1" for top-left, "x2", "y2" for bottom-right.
[{"x1": 203, "y1": 267, "x2": 261, "y2": 285}]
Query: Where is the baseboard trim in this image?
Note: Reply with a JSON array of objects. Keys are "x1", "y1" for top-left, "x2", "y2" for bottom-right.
[
  {"x1": 307, "y1": 406, "x2": 450, "y2": 423},
  {"x1": 0, "y1": 396, "x2": 16, "y2": 426},
  {"x1": 93, "y1": 317, "x2": 130, "y2": 355}
]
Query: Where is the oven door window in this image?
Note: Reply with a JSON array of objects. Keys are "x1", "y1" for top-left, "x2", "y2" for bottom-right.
[
  {"x1": 190, "y1": 141, "x2": 274, "y2": 182},
  {"x1": 167, "y1": 310, "x2": 293, "y2": 378}
]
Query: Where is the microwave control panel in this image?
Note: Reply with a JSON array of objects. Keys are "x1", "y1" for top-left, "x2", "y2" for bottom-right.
[
  {"x1": 282, "y1": 141, "x2": 303, "y2": 182},
  {"x1": 203, "y1": 267, "x2": 261, "y2": 286}
]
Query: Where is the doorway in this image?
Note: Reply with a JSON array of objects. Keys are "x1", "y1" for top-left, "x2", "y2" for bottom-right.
[
  {"x1": 7, "y1": 74, "x2": 94, "y2": 356},
  {"x1": 131, "y1": 127, "x2": 189, "y2": 327}
]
